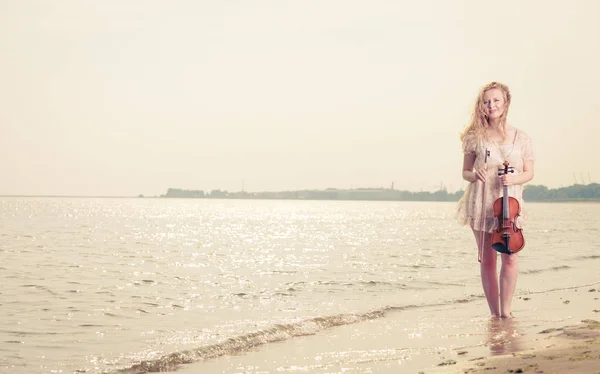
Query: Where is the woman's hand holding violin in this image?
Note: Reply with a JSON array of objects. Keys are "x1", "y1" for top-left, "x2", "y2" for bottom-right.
[{"x1": 500, "y1": 174, "x2": 517, "y2": 186}]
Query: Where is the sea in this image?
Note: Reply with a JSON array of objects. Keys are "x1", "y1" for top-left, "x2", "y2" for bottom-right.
[{"x1": 1, "y1": 197, "x2": 598, "y2": 373}]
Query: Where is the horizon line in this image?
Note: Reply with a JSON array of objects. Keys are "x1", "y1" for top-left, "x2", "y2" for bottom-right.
[{"x1": 1, "y1": 181, "x2": 597, "y2": 199}]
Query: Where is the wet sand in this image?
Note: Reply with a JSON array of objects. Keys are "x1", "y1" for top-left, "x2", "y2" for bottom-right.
[
  {"x1": 447, "y1": 287, "x2": 600, "y2": 374},
  {"x1": 456, "y1": 320, "x2": 600, "y2": 373}
]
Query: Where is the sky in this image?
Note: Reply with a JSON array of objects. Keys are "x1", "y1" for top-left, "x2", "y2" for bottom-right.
[{"x1": 1, "y1": 0, "x2": 599, "y2": 196}]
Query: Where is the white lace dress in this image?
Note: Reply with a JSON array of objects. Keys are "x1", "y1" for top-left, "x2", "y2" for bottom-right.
[{"x1": 456, "y1": 129, "x2": 535, "y2": 233}]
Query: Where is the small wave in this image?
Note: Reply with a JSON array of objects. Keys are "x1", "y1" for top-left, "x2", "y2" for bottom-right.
[
  {"x1": 273, "y1": 292, "x2": 294, "y2": 297},
  {"x1": 420, "y1": 280, "x2": 466, "y2": 288},
  {"x1": 522, "y1": 265, "x2": 571, "y2": 275},
  {"x1": 570, "y1": 254, "x2": 600, "y2": 261},
  {"x1": 259, "y1": 270, "x2": 298, "y2": 275},
  {"x1": 407, "y1": 264, "x2": 436, "y2": 269},
  {"x1": 21, "y1": 284, "x2": 58, "y2": 295},
  {"x1": 95, "y1": 291, "x2": 114, "y2": 295},
  {"x1": 332, "y1": 281, "x2": 409, "y2": 289},
  {"x1": 284, "y1": 280, "x2": 409, "y2": 290},
  {"x1": 112, "y1": 309, "x2": 392, "y2": 373},
  {"x1": 104, "y1": 312, "x2": 127, "y2": 318},
  {"x1": 517, "y1": 281, "x2": 600, "y2": 299},
  {"x1": 0, "y1": 330, "x2": 60, "y2": 336},
  {"x1": 111, "y1": 298, "x2": 478, "y2": 374}
]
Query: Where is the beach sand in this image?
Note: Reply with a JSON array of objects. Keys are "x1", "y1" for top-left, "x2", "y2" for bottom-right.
[
  {"x1": 162, "y1": 284, "x2": 600, "y2": 374},
  {"x1": 455, "y1": 320, "x2": 600, "y2": 374},
  {"x1": 447, "y1": 287, "x2": 600, "y2": 374}
]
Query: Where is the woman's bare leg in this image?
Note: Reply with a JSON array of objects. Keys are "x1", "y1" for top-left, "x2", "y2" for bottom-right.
[
  {"x1": 499, "y1": 252, "x2": 519, "y2": 318},
  {"x1": 473, "y1": 229, "x2": 499, "y2": 317}
]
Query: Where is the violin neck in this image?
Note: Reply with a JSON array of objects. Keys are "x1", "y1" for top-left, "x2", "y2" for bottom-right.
[{"x1": 502, "y1": 185, "x2": 509, "y2": 218}]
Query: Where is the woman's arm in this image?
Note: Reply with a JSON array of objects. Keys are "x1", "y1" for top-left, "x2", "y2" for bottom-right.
[
  {"x1": 463, "y1": 153, "x2": 487, "y2": 183},
  {"x1": 462, "y1": 153, "x2": 476, "y2": 182}
]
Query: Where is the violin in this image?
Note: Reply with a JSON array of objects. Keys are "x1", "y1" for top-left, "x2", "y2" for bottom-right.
[{"x1": 491, "y1": 161, "x2": 525, "y2": 254}]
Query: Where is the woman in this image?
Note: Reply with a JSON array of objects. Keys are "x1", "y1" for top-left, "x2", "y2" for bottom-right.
[{"x1": 456, "y1": 82, "x2": 535, "y2": 318}]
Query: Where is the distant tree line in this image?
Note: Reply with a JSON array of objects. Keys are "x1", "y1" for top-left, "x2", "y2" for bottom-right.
[
  {"x1": 155, "y1": 184, "x2": 598, "y2": 202},
  {"x1": 159, "y1": 187, "x2": 463, "y2": 201},
  {"x1": 523, "y1": 183, "x2": 600, "y2": 201}
]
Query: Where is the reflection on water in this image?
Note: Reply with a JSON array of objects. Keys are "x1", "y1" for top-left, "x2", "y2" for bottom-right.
[
  {"x1": 2, "y1": 198, "x2": 599, "y2": 373},
  {"x1": 486, "y1": 317, "x2": 526, "y2": 355}
]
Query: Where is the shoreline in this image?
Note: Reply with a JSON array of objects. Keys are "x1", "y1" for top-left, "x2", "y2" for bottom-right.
[{"x1": 158, "y1": 284, "x2": 600, "y2": 374}]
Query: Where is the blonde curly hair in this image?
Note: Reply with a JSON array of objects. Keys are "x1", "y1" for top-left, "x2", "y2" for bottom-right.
[{"x1": 460, "y1": 81, "x2": 511, "y2": 142}]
